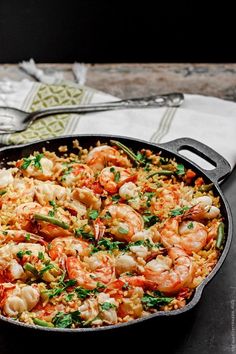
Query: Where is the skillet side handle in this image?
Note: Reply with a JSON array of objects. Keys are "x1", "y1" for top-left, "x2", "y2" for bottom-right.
[{"x1": 159, "y1": 138, "x2": 231, "y2": 184}]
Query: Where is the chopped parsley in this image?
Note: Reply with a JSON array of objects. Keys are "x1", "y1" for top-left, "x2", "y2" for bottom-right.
[
  {"x1": 48, "y1": 200, "x2": 57, "y2": 217},
  {"x1": 170, "y1": 206, "x2": 189, "y2": 217},
  {"x1": 136, "y1": 152, "x2": 149, "y2": 165},
  {"x1": 126, "y1": 239, "x2": 160, "y2": 251},
  {"x1": 100, "y1": 302, "x2": 116, "y2": 311},
  {"x1": 91, "y1": 238, "x2": 124, "y2": 253},
  {"x1": 61, "y1": 166, "x2": 73, "y2": 181},
  {"x1": 144, "y1": 192, "x2": 155, "y2": 207},
  {"x1": 111, "y1": 195, "x2": 121, "y2": 203},
  {"x1": 39, "y1": 263, "x2": 54, "y2": 276},
  {"x1": 65, "y1": 293, "x2": 75, "y2": 302},
  {"x1": 176, "y1": 164, "x2": 185, "y2": 176},
  {"x1": 187, "y1": 222, "x2": 194, "y2": 229},
  {"x1": 21, "y1": 153, "x2": 44, "y2": 170},
  {"x1": 143, "y1": 212, "x2": 159, "y2": 228},
  {"x1": 88, "y1": 210, "x2": 99, "y2": 220},
  {"x1": 52, "y1": 311, "x2": 82, "y2": 328},
  {"x1": 102, "y1": 211, "x2": 112, "y2": 220},
  {"x1": 44, "y1": 278, "x2": 77, "y2": 299},
  {"x1": 142, "y1": 292, "x2": 174, "y2": 309},
  {"x1": 38, "y1": 251, "x2": 44, "y2": 260},
  {"x1": 74, "y1": 227, "x2": 94, "y2": 241},
  {"x1": 16, "y1": 250, "x2": 32, "y2": 259},
  {"x1": 75, "y1": 287, "x2": 92, "y2": 299},
  {"x1": 25, "y1": 233, "x2": 31, "y2": 241},
  {"x1": 75, "y1": 283, "x2": 106, "y2": 299}
]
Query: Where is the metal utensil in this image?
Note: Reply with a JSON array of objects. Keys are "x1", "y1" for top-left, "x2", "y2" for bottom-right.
[{"x1": 0, "y1": 93, "x2": 184, "y2": 133}]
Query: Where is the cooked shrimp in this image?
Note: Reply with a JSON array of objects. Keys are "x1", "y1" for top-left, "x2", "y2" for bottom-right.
[
  {"x1": 99, "y1": 166, "x2": 134, "y2": 194},
  {"x1": 66, "y1": 257, "x2": 97, "y2": 290},
  {"x1": 12, "y1": 202, "x2": 72, "y2": 238},
  {"x1": 118, "y1": 286, "x2": 144, "y2": 319},
  {"x1": 49, "y1": 236, "x2": 92, "y2": 263},
  {"x1": 0, "y1": 230, "x2": 44, "y2": 245},
  {"x1": 72, "y1": 187, "x2": 101, "y2": 210},
  {"x1": 0, "y1": 243, "x2": 46, "y2": 270},
  {"x1": 85, "y1": 252, "x2": 115, "y2": 285},
  {"x1": 144, "y1": 247, "x2": 194, "y2": 294},
  {"x1": 132, "y1": 225, "x2": 161, "y2": 244},
  {"x1": 0, "y1": 169, "x2": 14, "y2": 188},
  {"x1": 189, "y1": 196, "x2": 220, "y2": 220},
  {"x1": 160, "y1": 217, "x2": 207, "y2": 254},
  {"x1": 60, "y1": 163, "x2": 94, "y2": 188},
  {"x1": 19, "y1": 155, "x2": 54, "y2": 181},
  {"x1": 0, "y1": 284, "x2": 40, "y2": 317},
  {"x1": 97, "y1": 293, "x2": 118, "y2": 325},
  {"x1": 35, "y1": 182, "x2": 87, "y2": 216},
  {"x1": 115, "y1": 254, "x2": 138, "y2": 275},
  {"x1": 119, "y1": 182, "x2": 141, "y2": 210},
  {"x1": 86, "y1": 145, "x2": 131, "y2": 172},
  {"x1": 78, "y1": 298, "x2": 99, "y2": 323},
  {"x1": 100, "y1": 204, "x2": 144, "y2": 242},
  {"x1": 35, "y1": 183, "x2": 69, "y2": 206},
  {"x1": 66, "y1": 252, "x2": 114, "y2": 289},
  {"x1": 152, "y1": 185, "x2": 181, "y2": 212}
]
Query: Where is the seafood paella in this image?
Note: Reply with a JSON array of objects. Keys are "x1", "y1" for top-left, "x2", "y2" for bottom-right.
[{"x1": 0, "y1": 139, "x2": 225, "y2": 329}]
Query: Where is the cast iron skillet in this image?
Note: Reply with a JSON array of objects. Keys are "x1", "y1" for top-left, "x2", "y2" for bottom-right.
[{"x1": 0, "y1": 134, "x2": 233, "y2": 332}]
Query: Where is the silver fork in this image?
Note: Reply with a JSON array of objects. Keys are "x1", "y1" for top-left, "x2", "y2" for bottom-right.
[{"x1": 0, "y1": 93, "x2": 184, "y2": 134}]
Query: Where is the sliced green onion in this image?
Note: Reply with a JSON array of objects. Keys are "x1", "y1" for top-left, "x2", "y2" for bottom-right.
[
  {"x1": 110, "y1": 140, "x2": 141, "y2": 165},
  {"x1": 147, "y1": 170, "x2": 173, "y2": 178},
  {"x1": 34, "y1": 214, "x2": 69, "y2": 230},
  {"x1": 0, "y1": 190, "x2": 7, "y2": 196},
  {"x1": 199, "y1": 183, "x2": 214, "y2": 192},
  {"x1": 33, "y1": 318, "x2": 54, "y2": 327},
  {"x1": 216, "y1": 222, "x2": 225, "y2": 249},
  {"x1": 24, "y1": 263, "x2": 38, "y2": 277}
]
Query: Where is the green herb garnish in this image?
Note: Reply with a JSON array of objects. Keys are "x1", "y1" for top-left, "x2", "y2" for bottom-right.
[
  {"x1": 111, "y1": 195, "x2": 121, "y2": 203},
  {"x1": 142, "y1": 292, "x2": 174, "y2": 309},
  {"x1": 187, "y1": 222, "x2": 194, "y2": 229},
  {"x1": 24, "y1": 263, "x2": 38, "y2": 277},
  {"x1": 74, "y1": 227, "x2": 94, "y2": 241},
  {"x1": 21, "y1": 153, "x2": 44, "y2": 170},
  {"x1": 176, "y1": 164, "x2": 185, "y2": 175},
  {"x1": 100, "y1": 302, "x2": 116, "y2": 311},
  {"x1": 170, "y1": 206, "x2": 189, "y2": 217},
  {"x1": 143, "y1": 212, "x2": 159, "y2": 228},
  {"x1": 16, "y1": 250, "x2": 32, "y2": 259},
  {"x1": 25, "y1": 233, "x2": 31, "y2": 241},
  {"x1": 52, "y1": 311, "x2": 82, "y2": 328},
  {"x1": 92, "y1": 238, "x2": 124, "y2": 253},
  {"x1": 38, "y1": 251, "x2": 44, "y2": 260},
  {"x1": 88, "y1": 210, "x2": 99, "y2": 220}
]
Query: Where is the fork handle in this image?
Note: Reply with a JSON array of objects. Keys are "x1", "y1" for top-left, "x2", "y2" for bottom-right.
[{"x1": 25, "y1": 93, "x2": 184, "y2": 123}]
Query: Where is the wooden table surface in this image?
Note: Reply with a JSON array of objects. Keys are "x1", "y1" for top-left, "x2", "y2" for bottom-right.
[
  {"x1": 1, "y1": 63, "x2": 236, "y2": 101},
  {"x1": 0, "y1": 63, "x2": 236, "y2": 354}
]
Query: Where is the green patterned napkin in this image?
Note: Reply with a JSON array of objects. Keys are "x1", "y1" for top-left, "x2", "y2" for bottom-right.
[{"x1": 0, "y1": 81, "x2": 95, "y2": 145}]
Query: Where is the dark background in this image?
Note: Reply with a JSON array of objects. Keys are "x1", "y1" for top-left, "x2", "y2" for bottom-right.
[{"x1": 0, "y1": 0, "x2": 235, "y2": 63}]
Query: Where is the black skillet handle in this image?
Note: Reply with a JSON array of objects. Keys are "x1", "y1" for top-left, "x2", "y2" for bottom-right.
[{"x1": 160, "y1": 137, "x2": 231, "y2": 184}]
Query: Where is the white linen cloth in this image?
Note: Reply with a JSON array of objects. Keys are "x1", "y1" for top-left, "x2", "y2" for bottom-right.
[{"x1": 0, "y1": 79, "x2": 236, "y2": 170}]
